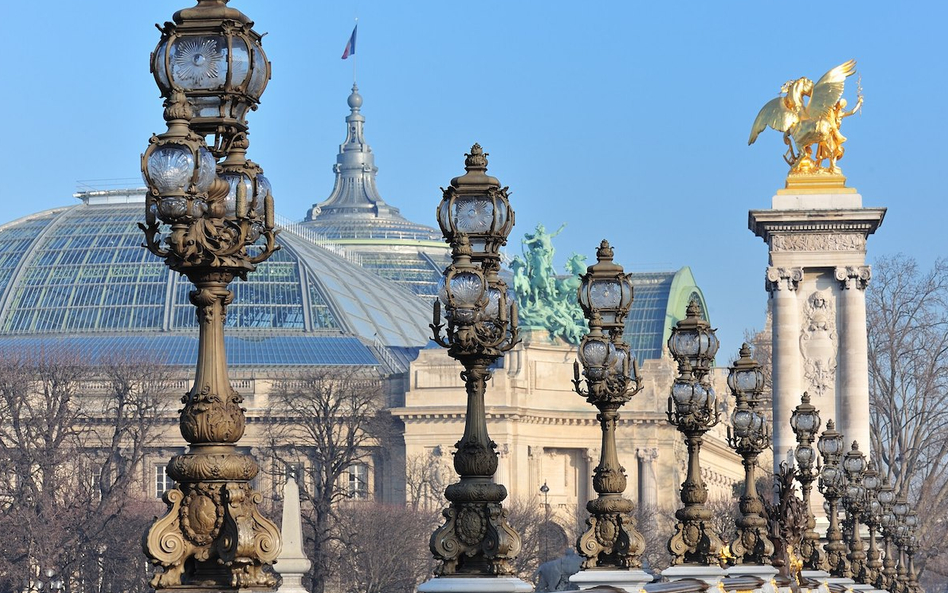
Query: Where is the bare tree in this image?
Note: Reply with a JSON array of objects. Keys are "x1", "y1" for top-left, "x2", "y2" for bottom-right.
[
  {"x1": 0, "y1": 351, "x2": 170, "y2": 593},
  {"x1": 262, "y1": 367, "x2": 390, "y2": 593},
  {"x1": 867, "y1": 255, "x2": 948, "y2": 584},
  {"x1": 404, "y1": 452, "x2": 451, "y2": 513},
  {"x1": 332, "y1": 502, "x2": 436, "y2": 593}
]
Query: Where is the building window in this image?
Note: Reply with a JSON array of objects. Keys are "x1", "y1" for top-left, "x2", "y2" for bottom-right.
[
  {"x1": 155, "y1": 464, "x2": 173, "y2": 498},
  {"x1": 346, "y1": 463, "x2": 369, "y2": 500}
]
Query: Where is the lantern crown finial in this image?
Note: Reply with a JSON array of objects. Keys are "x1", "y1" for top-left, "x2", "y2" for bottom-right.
[
  {"x1": 596, "y1": 240, "x2": 614, "y2": 261},
  {"x1": 827, "y1": 419, "x2": 836, "y2": 430},
  {"x1": 465, "y1": 144, "x2": 488, "y2": 171}
]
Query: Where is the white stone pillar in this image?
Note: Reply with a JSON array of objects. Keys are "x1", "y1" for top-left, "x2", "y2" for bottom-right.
[
  {"x1": 635, "y1": 447, "x2": 658, "y2": 510},
  {"x1": 835, "y1": 265, "x2": 872, "y2": 453},
  {"x1": 767, "y1": 266, "x2": 804, "y2": 475},
  {"x1": 276, "y1": 476, "x2": 311, "y2": 593}
]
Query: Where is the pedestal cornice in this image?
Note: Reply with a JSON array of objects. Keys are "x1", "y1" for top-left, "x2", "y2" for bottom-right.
[{"x1": 748, "y1": 207, "x2": 886, "y2": 245}]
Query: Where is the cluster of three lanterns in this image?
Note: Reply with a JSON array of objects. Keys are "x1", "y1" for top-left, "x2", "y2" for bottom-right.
[{"x1": 141, "y1": 1, "x2": 274, "y2": 244}]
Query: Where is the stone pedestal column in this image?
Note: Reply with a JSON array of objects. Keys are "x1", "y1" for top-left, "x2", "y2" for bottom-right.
[
  {"x1": 767, "y1": 266, "x2": 803, "y2": 473},
  {"x1": 835, "y1": 266, "x2": 872, "y2": 452},
  {"x1": 636, "y1": 447, "x2": 659, "y2": 510},
  {"x1": 750, "y1": 187, "x2": 885, "y2": 478}
]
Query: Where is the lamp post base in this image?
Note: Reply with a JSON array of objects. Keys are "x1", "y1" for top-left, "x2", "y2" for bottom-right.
[
  {"x1": 417, "y1": 577, "x2": 532, "y2": 593},
  {"x1": 661, "y1": 564, "x2": 725, "y2": 587},
  {"x1": 569, "y1": 568, "x2": 654, "y2": 590}
]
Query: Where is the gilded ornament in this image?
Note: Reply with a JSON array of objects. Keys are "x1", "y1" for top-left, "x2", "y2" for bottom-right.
[{"x1": 750, "y1": 60, "x2": 863, "y2": 177}]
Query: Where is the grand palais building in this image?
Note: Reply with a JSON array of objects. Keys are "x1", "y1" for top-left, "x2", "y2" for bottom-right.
[{"x1": 0, "y1": 86, "x2": 742, "y2": 542}]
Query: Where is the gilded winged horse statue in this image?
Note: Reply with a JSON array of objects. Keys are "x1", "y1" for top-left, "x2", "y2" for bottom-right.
[{"x1": 749, "y1": 60, "x2": 863, "y2": 174}]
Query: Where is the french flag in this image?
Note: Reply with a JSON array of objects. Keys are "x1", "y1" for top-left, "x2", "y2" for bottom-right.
[{"x1": 341, "y1": 25, "x2": 357, "y2": 60}]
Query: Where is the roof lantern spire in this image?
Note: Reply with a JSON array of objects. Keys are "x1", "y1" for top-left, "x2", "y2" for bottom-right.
[{"x1": 304, "y1": 85, "x2": 399, "y2": 221}]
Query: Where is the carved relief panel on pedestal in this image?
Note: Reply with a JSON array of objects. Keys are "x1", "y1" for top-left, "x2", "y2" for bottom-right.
[{"x1": 800, "y1": 289, "x2": 837, "y2": 400}]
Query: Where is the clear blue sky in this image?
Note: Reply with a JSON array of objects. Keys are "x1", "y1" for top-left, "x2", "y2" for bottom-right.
[{"x1": 0, "y1": 1, "x2": 944, "y2": 359}]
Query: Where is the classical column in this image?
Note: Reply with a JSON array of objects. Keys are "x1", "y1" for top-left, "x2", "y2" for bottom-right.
[
  {"x1": 636, "y1": 448, "x2": 658, "y2": 510},
  {"x1": 766, "y1": 266, "x2": 803, "y2": 474},
  {"x1": 835, "y1": 266, "x2": 871, "y2": 452}
]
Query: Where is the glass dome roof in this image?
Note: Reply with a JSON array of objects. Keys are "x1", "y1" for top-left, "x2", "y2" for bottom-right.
[{"x1": 0, "y1": 190, "x2": 433, "y2": 368}]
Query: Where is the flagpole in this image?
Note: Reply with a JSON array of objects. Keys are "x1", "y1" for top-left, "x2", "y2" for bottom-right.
[{"x1": 353, "y1": 17, "x2": 358, "y2": 85}]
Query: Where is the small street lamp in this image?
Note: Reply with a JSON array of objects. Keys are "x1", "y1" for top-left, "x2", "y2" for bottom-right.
[
  {"x1": 429, "y1": 145, "x2": 521, "y2": 576},
  {"x1": 861, "y1": 461, "x2": 884, "y2": 584},
  {"x1": 725, "y1": 344, "x2": 773, "y2": 566},
  {"x1": 139, "y1": 1, "x2": 280, "y2": 589},
  {"x1": 817, "y1": 419, "x2": 849, "y2": 577},
  {"x1": 540, "y1": 480, "x2": 551, "y2": 562},
  {"x1": 572, "y1": 241, "x2": 645, "y2": 570},
  {"x1": 665, "y1": 299, "x2": 723, "y2": 566},
  {"x1": 876, "y1": 479, "x2": 897, "y2": 590},
  {"x1": 841, "y1": 442, "x2": 869, "y2": 583},
  {"x1": 789, "y1": 391, "x2": 825, "y2": 571}
]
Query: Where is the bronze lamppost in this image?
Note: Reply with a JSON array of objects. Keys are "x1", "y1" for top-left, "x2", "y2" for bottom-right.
[
  {"x1": 841, "y1": 442, "x2": 869, "y2": 583},
  {"x1": 789, "y1": 392, "x2": 825, "y2": 571},
  {"x1": 665, "y1": 299, "x2": 723, "y2": 566},
  {"x1": 876, "y1": 479, "x2": 897, "y2": 590},
  {"x1": 817, "y1": 420, "x2": 848, "y2": 578},
  {"x1": 571, "y1": 241, "x2": 645, "y2": 569},
  {"x1": 139, "y1": 1, "x2": 280, "y2": 589},
  {"x1": 429, "y1": 145, "x2": 521, "y2": 576},
  {"x1": 861, "y1": 462, "x2": 884, "y2": 584},
  {"x1": 892, "y1": 495, "x2": 911, "y2": 592},
  {"x1": 725, "y1": 344, "x2": 773, "y2": 565},
  {"x1": 903, "y1": 510, "x2": 921, "y2": 593}
]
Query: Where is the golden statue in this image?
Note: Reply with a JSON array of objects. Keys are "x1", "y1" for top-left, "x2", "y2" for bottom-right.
[{"x1": 749, "y1": 60, "x2": 863, "y2": 176}]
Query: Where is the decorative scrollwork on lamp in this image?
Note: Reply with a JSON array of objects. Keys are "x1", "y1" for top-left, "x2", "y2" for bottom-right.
[
  {"x1": 428, "y1": 145, "x2": 521, "y2": 576},
  {"x1": 571, "y1": 241, "x2": 645, "y2": 569}
]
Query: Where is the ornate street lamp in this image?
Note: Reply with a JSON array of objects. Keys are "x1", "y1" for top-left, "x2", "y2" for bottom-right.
[
  {"x1": 817, "y1": 420, "x2": 848, "y2": 577},
  {"x1": 789, "y1": 392, "x2": 825, "y2": 571},
  {"x1": 861, "y1": 461, "x2": 884, "y2": 584},
  {"x1": 140, "y1": 1, "x2": 280, "y2": 590},
  {"x1": 876, "y1": 479, "x2": 897, "y2": 590},
  {"x1": 892, "y1": 495, "x2": 910, "y2": 592},
  {"x1": 571, "y1": 241, "x2": 645, "y2": 569},
  {"x1": 429, "y1": 146, "x2": 521, "y2": 576},
  {"x1": 841, "y1": 442, "x2": 869, "y2": 583},
  {"x1": 725, "y1": 344, "x2": 773, "y2": 565},
  {"x1": 665, "y1": 299, "x2": 723, "y2": 566},
  {"x1": 904, "y1": 510, "x2": 921, "y2": 593}
]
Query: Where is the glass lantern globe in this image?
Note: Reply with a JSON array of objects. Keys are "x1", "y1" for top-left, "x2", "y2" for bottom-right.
[
  {"x1": 579, "y1": 330, "x2": 614, "y2": 382},
  {"x1": 905, "y1": 512, "x2": 918, "y2": 528},
  {"x1": 863, "y1": 470, "x2": 881, "y2": 492},
  {"x1": 878, "y1": 483, "x2": 896, "y2": 506},
  {"x1": 142, "y1": 138, "x2": 217, "y2": 224},
  {"x1": 219, "y1": 169, "x2": 270, "y2": 218},
  {"x1": 818, "y1": 421, "x2": 844, "y2": 463},
  {"x1": 438, "y1": 270, "x2": 485, "y2": 324},
  {"x1": 732, "y1": 406, "x2": 753, "y2": 437},
  {"x1": 671, "y1": 377, "x2": 697, "y2": 414},
  {"x1": 667, "y1": 298, "x2": 719, "y2": 373},
  {"x1": 577, "y1": 241, "x2": 634, "y2": 330},
  {"x1": 795, "y1": 444, "x2": 815, "y2": 467},
  {"x1": 151, "y1": 0, "x2": 270, "y2": 145},
  {"x1": 790, "y1": 392, "x2": 821, "y2": 440},
  {"x1": 843, "y1": 445, "x2": 867, "y2": 475},
  {"x1": 727, "y1": 343, "x2": 765, "y2": 400},
  {"x1": 821, "y1": 464, "x2": 840, "y2": 486},
  {"x1": 893, "y1": 497, "x2": 909, "y2": 518},
  {"x1": 436, "y1": 144, "x2": 514, "y2": 263}
]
